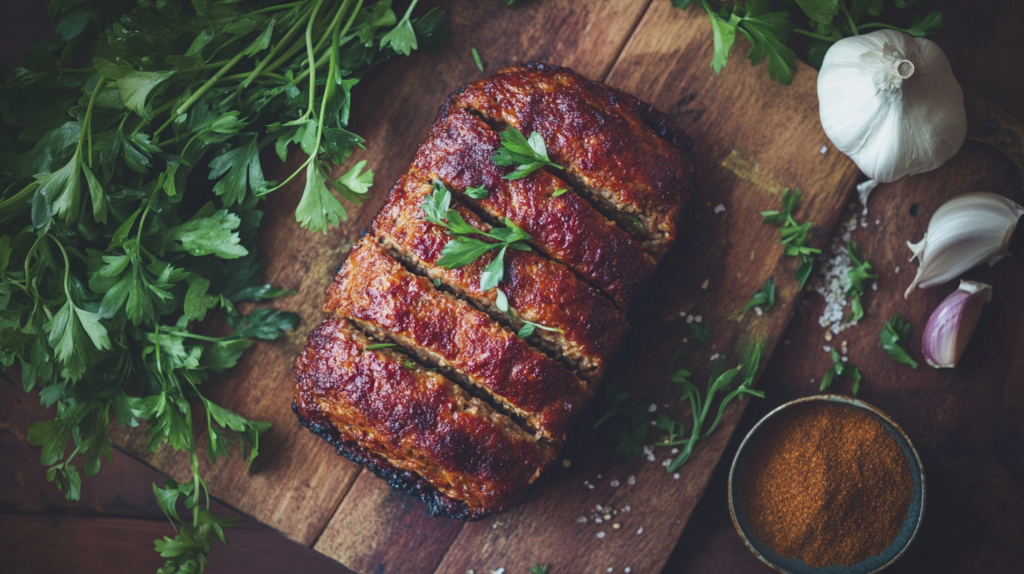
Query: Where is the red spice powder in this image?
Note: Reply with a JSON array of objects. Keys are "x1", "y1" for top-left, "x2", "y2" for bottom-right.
[{"x1": 742, "y1": 402, "x2": 912, "y2": 567}]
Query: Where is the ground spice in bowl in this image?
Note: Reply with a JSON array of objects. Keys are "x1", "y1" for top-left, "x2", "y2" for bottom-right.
[{"x1": 741, "y1": 401, "x2": 913, "y2": 568}]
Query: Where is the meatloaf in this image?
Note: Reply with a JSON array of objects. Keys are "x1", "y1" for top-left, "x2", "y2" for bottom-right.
[{"x1": 294, "y1": 63, "x2": 695, "y2": 520}]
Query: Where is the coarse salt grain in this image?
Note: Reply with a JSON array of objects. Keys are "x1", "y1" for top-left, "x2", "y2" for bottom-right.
[
  {"x1": 628, "y1": 476, "x2": 636, "y2": 486},
  {"x1": 611, "y1": 479, "x2": 620, "y2": 487},
  {"x1": 754, "y1": 306, "x2": 763, "y2": 316},
  {"x1": 625, "y1": 569, "x2": 632, "y2": 573},
  {"x1": 637, "y1": 526, "x2": 644, "y2": 535},
  {"x1": 895, "y1": 266, "x2": 901, "y2": 274},
  {"x1": 597, "y1": 532, "x2": 606, "y2": 539},
  {"x1": 608, "y1": 568, "x2": 614, "y2": 573},
  {"x1": 588, "y1": 484, "x2": 595, "y2": 490},
  {"x1": 819, "y1": 145, "x2": 828, "y2": 154},
  {"x1": 824, "y1": 345, "x2": 832, "y2": 352},
  {"x1": 646, "y1": 453, "x2": 656, "y2": 462},
  {"x1": 595, "y1": 517, "x2": 603, "y2": 523},
  {"x1": 701, "y1": 278, "x2": 710, "y2": 289},
  {"x1": 695, "y1": 315, "x2": 702, "y2": 323},
  {"x1": 686, "y1": 315, "x2": 694, "y2": 324},
  {"x1": 578, "y1": 516, "x2": 587, "y2": 523},
  {"x1": 648, "y1": 403, "x2": 657, "y2": 412},
  {"x1": 624, "y1": 505, "x2": 631, "y2": 511},
  {"x1": 872, "y1": 282, "x2": 878, "y2": 291},
  {"x1": 714, "y1": 204, "x2": 726, "y2": 214},
  {"x1": 671, "y1": 448, "x2": 679, "y2": 454},
  {"x1": 493, "y1": 569, "x2": 505, "y2": 574},
  {"x1": 674, "y1": 473, "x2": 680, "y2": 479}
]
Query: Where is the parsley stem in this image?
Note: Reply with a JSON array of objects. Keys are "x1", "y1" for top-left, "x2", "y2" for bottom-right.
[
  {"x1": 0, "y1": 181, "x2": 37, "y2": 217},
  {"x1": 793, "y1": 29, "x2": 836, "y2": 42},
  {"x1": 301, "y1": 0, "x2": 329, "y2": 120},
  {"x1": 240, "y1": 1, "x2": 316, "y2": 88},
  {"x1": 841, "y1": 1, "x2": 859, "y2": 35},
  {"x1": 79, "y1": 78, "x2": 105, "y2": 167},
  {"x1": 163, "y1": 49, "x2": 249, "y2": 136}
]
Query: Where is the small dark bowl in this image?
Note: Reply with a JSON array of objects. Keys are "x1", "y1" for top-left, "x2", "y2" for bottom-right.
[{"x1": 728, "y1": 395, "x2": 926, "y2": 574}]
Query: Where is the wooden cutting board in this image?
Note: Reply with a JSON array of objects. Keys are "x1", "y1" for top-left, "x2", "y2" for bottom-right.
[{"x1": 111, "y1": 1, "x2": 862, "y2": 572}]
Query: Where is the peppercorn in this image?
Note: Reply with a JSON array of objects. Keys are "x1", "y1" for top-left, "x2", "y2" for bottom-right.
[{"x1": 742, "y1": 402, "x2": 912, "y2": 567}]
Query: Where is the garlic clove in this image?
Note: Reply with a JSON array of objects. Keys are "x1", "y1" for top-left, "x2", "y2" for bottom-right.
[
  {"x1": 922, "y1": 280, "x2": 992, "y2": 369},
  {"x1": 905, "y1": 192, "x2": 1023, "y2": 298},
  {"x1": 818, "y1": 30, "x2": 966, "y2": 183}
]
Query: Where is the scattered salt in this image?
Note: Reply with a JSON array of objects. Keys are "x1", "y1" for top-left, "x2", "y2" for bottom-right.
[
  {"x1": 841, "y1": 356, "x2": 849, "y2": 363},
  {"x1": 673, "y1": 473, "x2": 680, "y2": 480},
  {"x1": 714, "y1": 204, "x2": 726, "y2": 214},
  {"x1": 625, "y1": 569, "x2": 632, "y2": 573},
  {"x1": 648, "y1": 403, "x2": 657, "y2": 413},
  {"x1": 588, "y1": 484, "x2": 595, "y2": 490},
  {"x1": 686, "y1": 315, "x2": 694, "y2": 324},
  {"x1": 578, "y1": 516, "x2": 587, "y2": 523},
  {"x1": 628, "y1": 476, "x2": 636, "y2": 486},
  {"x1": 871, "y1": 282, "x2": 878, "y2": 291},
  {"x1": 695, "y1": 315, "x2": 703, "y2": 323},
  {"x1": 819, "y1": 145, "x2": 828, "y2": 154},
  {"x1": 709, "y1": 353, "x2": 720, "y2": 361},
  {"x1": 636, "y1": 526, "x2": 644, "y2": 535},
  {"x1": 824, "y1": 345, "x2": 832, "y2": 352},
  {"x1": 492, "y1": 569, "x2": 505, "y2": 574},
  {"x1": 701, "y1": 278, "x2": 709, "y2": 289},
  {"x1": 595, "y1": 517, "x2": 603, "y2": 523},
  {"x1": 597, "y1": 532, "x2": 606, "y2": 539},
  {"x1": 611, "y1": 479, "x2": 620, "y2": 487},
  {"x1": 671, "y1": 448, "x2": 679, "y2": 454},
  {"x1": 754, "y1": 306, "x2": 763, "y2": 316},
  {"x1": 895, "y1": 266, "x2": 901, "y2": 274}
]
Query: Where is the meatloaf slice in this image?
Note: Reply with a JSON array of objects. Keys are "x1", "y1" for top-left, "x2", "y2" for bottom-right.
[
  {"x1": 450, "y1": 62, "x2": 695, "y2": 256},
  {"x1": 412, "y1": 104, "x2": 655, "y2": 309},
  {"x1": 294, "y1": 318, "x2": 555, "y2": 519},
  {"x1": 324, "y1": 238, "x2": 589, "y2": 441},
  {"x1": 372, "y1": 173, "x2": 629, "y2": 383}
]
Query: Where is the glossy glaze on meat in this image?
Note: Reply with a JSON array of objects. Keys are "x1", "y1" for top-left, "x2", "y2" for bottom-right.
[
  {"x1": 293, "y1": 318, "x2": 554, "y2": 519},
  {"x1": 412, "y1": 104, "x2": 655, "y2": 309},
  {"x1": 324, "y1": 239, "x2": 589, "y2": 441},
  {"x1": 294, "y1": 64, "x2": 693, "y2": 519},
  {"x1": 451, "y1": 62, "x2": 695, "y2": 255},
  {"x1": 372, "y1": 174, "x2": 629, "y2": 382}
]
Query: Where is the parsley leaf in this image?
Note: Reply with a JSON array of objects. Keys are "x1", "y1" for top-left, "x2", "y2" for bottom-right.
[
  {"x1": 880, "y1": 314, "x2": 919, "y2": 369},
  {"x1": 422, "y1": 180, "x2": 532, "y2": 291},
  {"x1": 491, "y1": 126, "x2": 562, "y2": 180},
  {"x1": 742, "y1": 276, "x2": 776, "y2": 312},
  {"x1": 464, "y1": 185, "x2": 489, "y2": 200},
  {"x1": 380, "y1": 0, "x2": 421, "y2": 56},
  {"x1": 471, "y1": 47, "x2": 484, "y2": 71},
  {"x1": 762, "y1": 189, "x2": 821, "y2": 288},
  {"x1": 531, "y1": 564, "x2": 550, "y2": 574},
  {"x1": 551, "y1": 188, "x2": 568, "y2": 197},
  {"x1": 844, "y1": 241, "x2": 877, "y2": 323},
  {"x1": 689, "y1": 322, "x2": 711, "y2": 345},
  {"x1": 821, "y1": 349, "x2": 864, "y2": 395}
]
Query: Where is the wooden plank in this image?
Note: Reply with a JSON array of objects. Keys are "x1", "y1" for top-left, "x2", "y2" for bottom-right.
[
  {"x1": 110, "y1": 0, "x2": 656, "y2": 557},
  {"x1": 0, "y1": 514, "x2": 352, "y2": 574},
  {"x1": 308, "y1": 0, "x2": 657, "y2": 570},
  {"x1": 433, "y1": 2, "x2": 861, "y2": 572}
]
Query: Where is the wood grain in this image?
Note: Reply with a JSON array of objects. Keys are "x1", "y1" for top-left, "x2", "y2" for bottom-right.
[{"x1": 432, "y1": 2, "x2": 861, "y2": 572}]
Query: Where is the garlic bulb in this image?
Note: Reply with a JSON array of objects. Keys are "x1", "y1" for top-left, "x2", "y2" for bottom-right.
[
  {"x1": 922, "y1": 280, "x2": 991, "y2": 369},
  {"x1": 818, "y1": 30, "x2": 966, "y2": 183},
  {"x1": 905, "y1": 192, "x2": 1023, "y2": 297}
]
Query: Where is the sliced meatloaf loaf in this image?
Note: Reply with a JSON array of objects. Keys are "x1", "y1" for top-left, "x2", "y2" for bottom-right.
[{"x1": 294, "y1": 63, "x2": 694, "y2": 520}]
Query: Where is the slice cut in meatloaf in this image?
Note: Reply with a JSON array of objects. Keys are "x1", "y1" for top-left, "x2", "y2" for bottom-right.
[
  {"x1": 294, "y1": 318, "x2": 555, "y2": 519},
  {"x1": 324, "y1": 238, "x2": 589, "y2": 441},
  {"x1": 372, "y1": 174, "x2": 629, "y2": 383},
  {"x1": 412, "y1": 104, "x2": 655, "y2": 309},
  {"x1": 294, "y1": 63, "x2": 694, "y2": 520},
  {"x1": 450, "y1": 62, "x2": 695, "y2": 256}
]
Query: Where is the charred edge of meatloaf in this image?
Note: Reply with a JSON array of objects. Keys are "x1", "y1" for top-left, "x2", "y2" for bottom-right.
[{"x1": 293, "y1": 403, "x2": 484, "y2": 520}]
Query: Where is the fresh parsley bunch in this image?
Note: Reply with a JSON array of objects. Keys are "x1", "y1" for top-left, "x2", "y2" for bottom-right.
[
  {"x1": 1, "y1": 0, "x2": 443, "y2": 571},
  {"x1": 672, "y1": 0, "x2": 943, "y2": 84}
]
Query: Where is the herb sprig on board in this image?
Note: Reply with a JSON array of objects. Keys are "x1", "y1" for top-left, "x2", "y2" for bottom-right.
[
  {"x1": 880, "y1": 314, "x2": 919, "y2": 369},
  {"x1": 672, "y1": 0, "x2": 943, "y2": 84},
  {"x1": 421, "y1": 180, "x2": 532, "y2": 291},
  {"x1": 494, "y1": 288, "x2": 563, "y2": 339},
  {"x1": 762, "y1": 188, "x2": 821, "y2": 288},
  {"x1": 1, "y1": 1, "x2": 444, "y2": 571},
  {"x1": 743, "y1": 276, "x2": 777, "y2": 312},
  {"x1": 656, "y1": 341, "x2": 766, "y2": 470},
  {"x1": 844, "y1": 241, "x2": 877, "y2": 322},
  {"x1": 821, "y1": 349, "x2": 864, "y2": 395}
]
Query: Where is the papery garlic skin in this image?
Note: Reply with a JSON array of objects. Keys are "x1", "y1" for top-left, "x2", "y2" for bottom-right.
[
  {"x1": 818, "y1": 30, "x2": 966, "y2": 183},
  {"x1": 905, "y1": 192, "x2": 1024, "y2": 297},
  {"x1": 922, "y1": 281, "x2": 991, "y2": 369}
]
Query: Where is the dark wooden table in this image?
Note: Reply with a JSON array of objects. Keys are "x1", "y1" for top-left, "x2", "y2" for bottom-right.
[{"x1": 2, "y1": 1, "x2": 1022, "y2": 572}]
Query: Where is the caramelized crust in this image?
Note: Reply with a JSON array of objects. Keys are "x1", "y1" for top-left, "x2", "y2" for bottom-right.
[
  {"x1": 412, "y1": 104, "x2": 655, "y2": 309},
  {"x1": 294, "y1": 318, "x2": 554, "y2": 518},
  {"x1": 450, "y1": 62, "x2": 694, "y2": 255},
  {"x1": 324, "y1": 239, "x2": 588, "y2": 440},
  {"x1": 372, "y1": 174, "x2": 629, "y2": 382}
]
